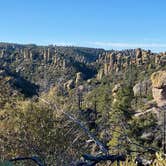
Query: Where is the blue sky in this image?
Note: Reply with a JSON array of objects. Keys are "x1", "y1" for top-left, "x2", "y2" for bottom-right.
[{"x1": 0, "y1": 0, "x2": 166, "y2": 52}]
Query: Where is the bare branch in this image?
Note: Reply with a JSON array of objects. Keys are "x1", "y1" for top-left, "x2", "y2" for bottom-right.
[
  {"x1": 37, "y1": 97, "x2": 109, "y2": 154},
  {"x1": 9, "y1": 156, "x2": 44, "y2": 166}
]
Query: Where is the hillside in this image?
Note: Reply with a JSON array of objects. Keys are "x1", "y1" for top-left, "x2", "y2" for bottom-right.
[
  {"x1": 0, "y1": 43, "x2": 104, "y2": 91},
  {"x1": 0, "y1": 43, "x2": 166, "y2": 165}
]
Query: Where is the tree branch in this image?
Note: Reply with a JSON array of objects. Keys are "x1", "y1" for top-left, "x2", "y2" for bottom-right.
[
  {"x1": 38, "y1": 97, "x2": 109, "y2": 154},
  {"x1": 9, "y1": 156, "x2": 44, "y2": 166}
]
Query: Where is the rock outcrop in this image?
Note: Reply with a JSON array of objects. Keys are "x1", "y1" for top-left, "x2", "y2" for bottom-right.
[
  {"x1": 133, "y1": 80, "x2": 151, "y2": 97},
  {"x1": 96, "y1": 48, "x2": 156, "y2": 79},
  {"x1": 97, "y1": 69, "x2": 104, "y2": 80},
  {"x1": 76, "y1": 72, "x2": 83, "y2": 85},
  {"x1": 64, "y1": 79, "x2": 75, "y2": 90},
  {"x1": 142, "y1": 50, "x2": 150, "y2": 64},
  {"x1": 112, "y1": 83, "x2": 121, "y2": 104},
  {"x1": 151, "y1": 71, "x2": 166, "y2": 107},
  {"x1": 136, "y1": 48, "x2": 142, "y2": 65},
  {"x1": 155, "y1": 52, "x2": 166, "y2": 66}
]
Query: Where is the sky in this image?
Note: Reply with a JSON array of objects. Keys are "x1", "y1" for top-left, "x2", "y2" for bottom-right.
[{"x1": 0, "y1": 0, "x2": 166, "y2": 52}]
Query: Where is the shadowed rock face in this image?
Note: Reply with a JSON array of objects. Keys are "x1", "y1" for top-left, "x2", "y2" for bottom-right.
[
  {"x1": 136, "y1": 48, "x2": 142, "y2": 59},
  {"x1": 151, "y1": 71, "x2": 166, "y2": 107},
  {"x1": 0, "y1": 67, "x2": 39, "y2": 97}
]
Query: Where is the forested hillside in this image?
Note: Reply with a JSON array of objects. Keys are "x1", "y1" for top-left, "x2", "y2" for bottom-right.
[{"x1": 1, "y1": 43, "x2": 166, "y2": 165}]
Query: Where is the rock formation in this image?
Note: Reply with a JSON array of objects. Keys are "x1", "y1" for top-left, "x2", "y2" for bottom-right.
[
  {"x1": 109, "y1": 52, "x2": 116, "y2": 68},
  {"x1": 160, "y1": 53, "x2": 166, "y2": 66},
  {"x1": 76, "y1": 72, "x2": 83, "y2": 85},
  {"x1": 133, "y1": 80, "x2": 151, "y2": 97},
  {"x1": 96, "y1": 48, "x2": 159, "y2": 79},
  {"x1": 112, "y1": 83, "x2": 121, "y2": 104},
  {"x1": 0, "y1": 49, "x2": 5, "y2": 58},
  {"x1": 104, "y1": 63, "x2": 109, "y2": 75},
  {"x1": 64, "y1": 79, "x2": 75, "y2": 90},
  {"x1": 142, "y1": 50, "x2": 150, "y2": 64},
  {"x1": 43, "y1": 48, "x2": 50, "y2": 62},
  {"x1": 97, "y1": 69, "x2": 104, "y2": 80},
  {"x1": 151, "y1": 71, "x2": 166, "y2": 107},
  {"x1": 155, "y1": 52, "x2": 166, "y2": 66},
  {"x1": 136, "y1": 48, "x2": 142, "y2": 65}
]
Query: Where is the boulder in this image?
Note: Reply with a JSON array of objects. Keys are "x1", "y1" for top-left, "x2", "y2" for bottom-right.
[
  {"x1": 133, "y1": 80, "x2": 151, "y2": 97},
  {"x1": 112, "y1": 83, "x2": 121, "y2": 104},
  {"x1": 151, "y1": 71, "x2": 166, "y2": 88},
  {"x1": 151, "y1": 71, "x2": 166, "y2": 107}
]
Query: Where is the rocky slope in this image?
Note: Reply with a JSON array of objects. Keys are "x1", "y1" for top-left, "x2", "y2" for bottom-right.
[
  {"x1": 1, "y1": 42, "x2": 166, "y2": 165},
  {"x1": 0, "y1": 67, "x2": 39, "y2": 97},
  {"x1": 97, "y1": 48, "x2": 166, "y2": 80},
  {"x1": 1, "y1": 43, "x2": 166, "y2": 91},
  {"x1": 0, "y1": 43, "x2": 103, "y2": 92}
]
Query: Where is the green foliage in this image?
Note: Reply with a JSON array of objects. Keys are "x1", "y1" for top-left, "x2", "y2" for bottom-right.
[
  {"x1": 107, "y1": 126, "x2": 122, "y2": 152},
  {"x1": 0, "y1": 161, "x2": 13, "y2": 166},
  {"x1": 1, "y1": 44, "x2": 166, "y2": 165},
  {"x1": 103, "y1": 83, "x2": 134, "y2": 154},
  {"x1": 130, "y1": 114, "x2": 157, "y2": 137},
  {"x1": 111, "y1": 84, "x2": 134, "y2": 122},
  {"x1": 111, "y1": 156, "x2": 136, "y2": 166},
  {"x1": 0, "y1": 87, "x2": 89, "y2": 165}
]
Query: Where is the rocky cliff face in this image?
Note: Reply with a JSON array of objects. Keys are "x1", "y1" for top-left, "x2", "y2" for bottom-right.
[
  {"x1": 1, "y1": 42, "x2": 166, "y2": 95},
  {"x1": 151, "y1": 71, "x2": 166, "y2": 107},
  {"x1": 133, "y1": 80, "x2": 151, "y2": 97},
  {"x1": 97, "y1": 48, "x2": 166, "y2": 79}
]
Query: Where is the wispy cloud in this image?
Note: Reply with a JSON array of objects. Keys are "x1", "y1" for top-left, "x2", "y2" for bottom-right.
[
  {"x1": 89, "y1": 41, "x2": 166, "y2": 48},
  {"x1": 45, "y1": 41, "x2": 166, "y2": 52}
]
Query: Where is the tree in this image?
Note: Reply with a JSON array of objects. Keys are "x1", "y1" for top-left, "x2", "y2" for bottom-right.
[{"x1": 108, "y1": 84, "x2": 134, "y2": 154}]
